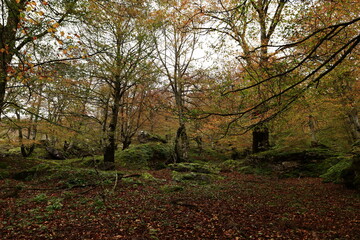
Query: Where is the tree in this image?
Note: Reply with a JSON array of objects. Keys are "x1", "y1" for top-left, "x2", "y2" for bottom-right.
[
  {"x1": 153, "y1": 0, "x2": 202, "y2": 162},
  {"x1": 199, "y1": 0, "x2": 360, "y2": 152},
  {"x1": 0, "y1": 0, "x2": 82, "y2": 117},
  {"x1": 200, "y1": 0, "x2": 290, "y2": 152},
  {"x1": 83, "y1": 0, "x2": 156, "y2": 167}
]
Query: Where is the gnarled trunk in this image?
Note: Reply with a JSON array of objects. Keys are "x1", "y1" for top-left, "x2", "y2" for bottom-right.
[
  {"x1": 347, "y1": 107, "x2": 360, "y2": 143},
  {"x1": 174, "y1": 123, "x2": 189, "y2": 162},
  {"x1": 252, "y1": 125, "x2": 269, "y2": 153}
]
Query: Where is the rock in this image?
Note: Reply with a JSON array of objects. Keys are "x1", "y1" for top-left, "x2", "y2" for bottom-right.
[
  {"x1": 341, "y1": 156, "x2": 360, "y2": 190},
  {"x1": 282, "y1": 161, "x2": 300, "y2": 169},
  {"x1": 137, "y1": 131, "x2": 167, "y2": 144},
  {"x1": 45, "y1": 147, "x2": 66, "y2": 160},
  {"x1": 168, "y1": 163, "x2": 218, "y2": 174}
]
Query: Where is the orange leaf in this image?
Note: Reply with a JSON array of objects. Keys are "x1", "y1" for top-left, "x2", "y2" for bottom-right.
[{"x1": 52, "y1": 22, "x2": 60, "y2": 28}]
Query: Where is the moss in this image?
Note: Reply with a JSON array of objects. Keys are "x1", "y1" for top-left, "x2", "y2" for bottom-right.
[
  {"x1": 0, "y1": 169, "x2": 10, "y2": 179},
  {"x1": 116, "y1": 143, "x2": 172, "y2": 170},
  {"x1": 160, "y1": 184, "x2": 184, "y2": 193},
  {"x1": 141, "y1": 172, "x2": 159, "y2": 181},
  {"x1": 340, "y1": 156, "x2": 360, "y2": 189},
  {"x1": 218, "y1": 160, "x2": 247, "y2": 172},
  {"x1": 247, "y1": 164, "x2": 273, "y2": 176},
  {"x1": 250, "y1": 147, "x2": 336, "y2": 164},
  {"x1": 171, "y1": 171, "x2": 223, "y2": 184},
  {"x1": 12, "y1": 160, "x2": 120, "y2": 187},
  {"x1": 321, "y1": 157, "x2": 353, "y2": 183},
  {"x1": 0, "y1": 161, "x2": 8, "y2": 169},
  {"x1": 8, "y1": 147, "x2": 22, "y2": 156},
  {"x1": 188, "y1": 148, "x2": 230, "y2": 162},
  {"x1": 121, "y1": 177, "x2": 143, "y2": 185},
  {"x1": 168, "y1": 162, "x2": 219, "y2": 174}
]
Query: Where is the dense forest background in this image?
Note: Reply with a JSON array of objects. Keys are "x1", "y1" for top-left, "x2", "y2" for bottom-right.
[
  {"x1": 1, "y1": 0, "x2": 359, "y2": 169},
  {"x1": 1, "y1": 0, "x2": 360, "y2": 239}
]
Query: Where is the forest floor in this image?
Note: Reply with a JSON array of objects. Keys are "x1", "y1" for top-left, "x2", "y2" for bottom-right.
[{"x1": 1, "y1": 166, "x2": 360, "y2": 240}]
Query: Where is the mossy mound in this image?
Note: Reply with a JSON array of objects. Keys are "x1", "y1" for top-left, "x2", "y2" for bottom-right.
[
  {"x1": 248, "y1": 147, "x2": 335, "y2": 164},
  {"x1": 160, "y1": 184, "x2": 184, "y2": 193},
  {"x1": 320, "y1": 156, "x2": 353, "y2": 184},
  {"x1": 341, "y1": 158, "x2": 360, "y2": 190},
  {"x1": 11, "y1": 160, "x2": 121, "y2": 188},
  {"x1": 168, "y1": 162, "x2": 219, "y2": 174},
  {"x1": 171, "y1": 171, "x2": 223, "y2": 184},
  {"x1": 218, "y1": 160, "x2": 248, "y2": 172},
  {"x1": 169, "y1": 162, "x2": 222, "y2": 184},
  {"x1": 319, "y1": 154, "x2": 360, "y2": 190},
  {"x1": 116, "y1": 143, "x2": 172, "y2": 170}
]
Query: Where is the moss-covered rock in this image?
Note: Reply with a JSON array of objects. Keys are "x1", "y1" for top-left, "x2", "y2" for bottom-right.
[
  {"x1": 172, "y1": 171, "x2": 222, "y2": 184},
  {"x1": 168, "y1": 162, "x2": 219, "y2": 174},
  {"x1": 116, "y1": 143, "x2": 172, "y2": 170},
  {"x1": 320, "y1": 156, "x2": 353, "y2": 183},
  {"x1": 160, "y1": 184, "x2": 184, "y2": 193},
  {"x1": 218, "y1": 160, "x2": 247, "y2": 172},
  {"x1": 248, "y1": 147, "x2": 335, "y2": 164},
  {"x1": 340, "y1": 156, "x2": 360, "y2": 190}
]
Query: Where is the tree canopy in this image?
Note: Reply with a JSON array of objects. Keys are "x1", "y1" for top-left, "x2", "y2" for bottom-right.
[{"x1": 0, "y1": 0, "x2": 359, "y2": 160}]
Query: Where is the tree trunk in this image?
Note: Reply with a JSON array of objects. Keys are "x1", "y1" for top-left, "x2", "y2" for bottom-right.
[
  {"x1": 103, "y1": 82, "x2": 122, "y2": 169},
  {"x1": 194, "y1": 136, "x2": 203, "y2": 154},
  {"x1": 174, "y1": 123, "x2": 189, "y2": 162},
  {"x1": 308, "y1": 115, "x2": 319, "y2": 146},
  {"x1": 122, "y1": 137, "x2": 131, "y2": 150},
  {"x1": 21, "y1": 145, "x2": 35, "y2": 157},
  {"x1": 0, "y1": 71, "x2": 7, "y2": 118},
  {"x1": 252, "y1": 125, "x2": 269, "y2": 153},
  {"x1": 347, "y1": 107, "x2": 360, "y2": 143}
]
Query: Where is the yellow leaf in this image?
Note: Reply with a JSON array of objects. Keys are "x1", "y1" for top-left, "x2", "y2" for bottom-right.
[
  {"x1": 38, "y1": 11, "x2": 44, "y2": 16},
  {"x1": 52, "y1": 23, "x2": 60, "y2": 28},
  {"x1": 0, "y1": 48, "x2": 5, "y2": 53},
  {"x1": 66, "y1": 36, "x2": 72, "y2": 39},
  {"x1": 16, "y1": 0, "x2": 20, "y2": 3},
  {"x1": 60, "y1": 31, "x2": 65, "y2": 36}
]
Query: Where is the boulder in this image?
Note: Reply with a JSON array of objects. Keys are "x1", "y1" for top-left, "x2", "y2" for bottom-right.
[{"x1": 137, "y1": 131, "x2": 167, "y2": 144}]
